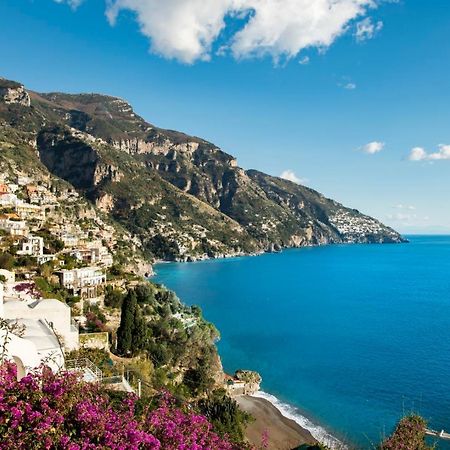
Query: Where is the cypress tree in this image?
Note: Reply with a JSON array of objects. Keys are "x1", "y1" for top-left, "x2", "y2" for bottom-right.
[
  {"x1": 132, "y1": 305, "x2": 147, "y2": 351},
  {"x1": 117, "y1": 290, "x2": 138, "y2": 355}
]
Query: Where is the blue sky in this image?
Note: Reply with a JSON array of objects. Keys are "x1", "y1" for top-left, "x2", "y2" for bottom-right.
[{"x1": 1, "y1": 0, "x2": 449, "y2": 233}]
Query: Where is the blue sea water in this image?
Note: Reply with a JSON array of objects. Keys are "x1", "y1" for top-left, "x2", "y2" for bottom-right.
[{"x1": 153, "y1": 236, "x2": 450, "y2": 448}]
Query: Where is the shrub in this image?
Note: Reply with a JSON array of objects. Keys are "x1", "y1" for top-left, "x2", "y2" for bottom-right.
[
  {"x1": 0, "y1": 252, "x2": 14, "y2": 270},
  {"x1": 198, "y1": 390, "x2": 253, "y2": 444},
  {"x1": 0, "y1": 362, "x2": 242, "y2": 449},
  {"x1": 380, "y1": 415, "x2": 433, "y2": 450}
]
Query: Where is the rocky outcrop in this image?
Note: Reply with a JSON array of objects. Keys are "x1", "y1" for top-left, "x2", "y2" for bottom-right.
[
  {"x1": 0, "y1": 80, "x2": 30, "y2": 107},
  {"x1": 226, "y1": 370, "x2": 262, "y2": 397}
]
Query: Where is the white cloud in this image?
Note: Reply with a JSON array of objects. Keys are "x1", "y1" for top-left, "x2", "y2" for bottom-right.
[
  {"x1": 393, "y1": 204, "x2": 416, "y2": 211},
  {"x1": 408, "y1": 145, "x2": 450, "y2": 161},
  {"x1": 355, "y1": 17, "x2": 383, "y2": 42},
  {"x1": 360, "y1": 141, "x2": 385, "y2": 154},
  {"x1": 57, "y1": 0, "x2": 388, "y2": 64},
  {"x1": 54, "y1": 0, "x2": 83, "y2": 9},
  {"x1": 343, "y1": 82, "x2": 357, "y2": 90},
  {"x1": 386, "y1": 212, "x2": 417, "y2": 221},
  {"x1": 280, "y1": 170, "x2": 307, "y2": 184},
  {"x1": 299, "y1": 55, "x2": 310, "y2": 65}
]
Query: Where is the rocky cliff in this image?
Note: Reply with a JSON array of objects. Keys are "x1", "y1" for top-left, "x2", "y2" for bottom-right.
[{"x1": 0, "y1": 77, "x2": 406, "y2": 261}]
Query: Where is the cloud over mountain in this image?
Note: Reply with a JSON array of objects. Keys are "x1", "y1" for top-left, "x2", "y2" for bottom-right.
[
  {"x1": 57, "y1": 0, "x2": 385, "y2": 63},
  {"x1": 280, "y1": 169, "x2": 306, "y2": 184}
]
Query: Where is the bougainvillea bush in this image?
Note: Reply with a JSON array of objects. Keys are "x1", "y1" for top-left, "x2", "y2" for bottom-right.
[
  {"x1": 379, "y1": 415, "x2": 433, "y2": 450},
  {"x1": 0, "y1": 362, "x2": 243, "y2": 449}
]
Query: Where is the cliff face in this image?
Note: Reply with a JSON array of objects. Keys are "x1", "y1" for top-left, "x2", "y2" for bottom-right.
[
  {"x1": 0, "y1": 79, "x2": 30, "y2": 107},
  {"x1": 0, "y1": 77, "x2": 406, "y2": 261}
]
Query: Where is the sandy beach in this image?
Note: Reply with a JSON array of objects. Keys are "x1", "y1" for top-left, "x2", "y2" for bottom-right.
[{"x1": 236, "y1": 395, "x2": 318, "y2": 450}]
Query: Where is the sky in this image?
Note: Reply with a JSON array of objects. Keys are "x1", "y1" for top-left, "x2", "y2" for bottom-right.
[{"x1": 0, "y1": 0, "x2": 449, "y2": 233}]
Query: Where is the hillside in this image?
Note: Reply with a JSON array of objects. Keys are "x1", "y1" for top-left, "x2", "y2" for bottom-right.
[{"x1": 0, "y1": 77, "x2": 406, "y2": 262}]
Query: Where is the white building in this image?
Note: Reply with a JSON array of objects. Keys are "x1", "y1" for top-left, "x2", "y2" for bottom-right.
[
  {"x1": 0, "y1": 283, "x2": 66, "y2": 378},
  {"x1": 57, "y1": 267, "x2": 106, "y2": 299},
  {"x1": 0, "y1": 193, "x2": 19, "y2": 207},
  {"x1": 3, "y1": 296, "x2": 79, "y2": 351},
  {"x1": 17, "y1": 235, "x2": 44, "y2": 257},
  {"x1": 71, "y1": 244, "x2": 113, "y2": 267},
  {"x1": 37, "y1": 254, "x2": 56, "y2": 265},
  {"x1": 0, "y1": 217, "x2": 28, "y2": 236},
  {"x1": 16, "y1": 202, "x2": 45, "y2": 220},
  {"x1": 60, "y1": 233, "x2": 79, "y2": 248},
  {"x1": 16, "y1": 175, "x2": 32, "y2": 186}
]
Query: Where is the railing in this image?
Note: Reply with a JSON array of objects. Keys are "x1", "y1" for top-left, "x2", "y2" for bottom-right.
[
  {"x1": 65, "y1": 358, "x2": 102, "y2": 381},
  {"x1": 101, "y1": 375, "x2": 135, "y2": 393}
]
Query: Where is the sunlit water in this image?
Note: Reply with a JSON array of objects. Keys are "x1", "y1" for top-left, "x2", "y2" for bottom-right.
[{"x1": 153, "y1": 236, "x2": 450, "y2": 448}]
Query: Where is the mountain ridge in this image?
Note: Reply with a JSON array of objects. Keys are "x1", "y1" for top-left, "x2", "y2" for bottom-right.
[{"x1": 0, "y1": 77, "x2": 406, "y2": 262}]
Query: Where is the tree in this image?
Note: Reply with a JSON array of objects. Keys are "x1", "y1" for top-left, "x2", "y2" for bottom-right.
[
  {"x1": 198, "y1": 390, "x2": 252, "y2": 443},
  {"x1": 117, "y1": 289, "x2": 148, "y2": 356},
  {"x1": 132, "y1": 305, "x2": 147, "y2": 351},
  {"x1": 183, "y1": 362, "x2": 214, "y2": 397},
  {"x1": 104, "y1": 285, "x2": 124, "y2": 308},
  {"x1": 0, "y1": 252, "x2": 14, "y2": 270},
  {"x1": 116, "y1": 290, "x2": 138, "y2": 355}
]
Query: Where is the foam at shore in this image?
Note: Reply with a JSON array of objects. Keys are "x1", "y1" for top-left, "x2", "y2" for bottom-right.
[{"x1": 253, "y1": 391, "x2": 347, "y2": 449}]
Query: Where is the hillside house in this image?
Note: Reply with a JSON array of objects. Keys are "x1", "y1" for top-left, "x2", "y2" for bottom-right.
[
  {"x1": 0, "y1": 193, "x2": 19, "y2": 207},
  {"x1": 17, "y1": 235, "x2": 44, "y2": 257},
  {"x1": 71, "y1": 244, "x2": 113, "y2": 267},
  {"x1": 0, "y1": 215, "x2": 28, "y2": 236},
  {"x1": 16, "y1": 202, "x2": 45, "y2": 220},
  {"x1": 56, "y1": 266, "x2": 106, "y2": 300}
]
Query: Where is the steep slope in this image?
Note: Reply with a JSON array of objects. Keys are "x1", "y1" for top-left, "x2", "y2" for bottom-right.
[
  {"x1": 35, "y1": 126, "x2": 261, "y2": 260},
  {"x1": 0, "y1": 77, "x2": 406, "y2": 262}
]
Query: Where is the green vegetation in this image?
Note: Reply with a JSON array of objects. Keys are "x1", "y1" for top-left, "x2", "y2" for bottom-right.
[
  {"x1": 115, "y1": 282, "x2": 220, "y2": 398},
  {"x1": 66, "y1": 348, "x2": 116, "y2": 377},
  {"x1": 198, "y1": 390, "x2": 253, "y2": 444},
  {"x1": 35, "y1": 228, "x2": 64, "y2": 252},
  {"x1": 104, "y1": 285, "x2": 125, "y2": 308},
  {"x1": 116, "y1": 289, "x2": 146, "y2": 355},
  {"x1": 0, "y1": 252, "x2": 14, "y2": 270}
]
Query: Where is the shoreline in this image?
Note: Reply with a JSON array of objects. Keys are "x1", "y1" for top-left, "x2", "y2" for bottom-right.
[
  {"x1": 238, "y1": 391, "x2": 347, "y2": 450},
  {"x1": 150, "y1": 260, "x2": 349, "y2": 449},
  {"x1": 152, "y1": 236, "x2": 409, "y2": 265}
]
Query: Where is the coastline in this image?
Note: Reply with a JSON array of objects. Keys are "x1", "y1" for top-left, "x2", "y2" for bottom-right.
[
  {"x1": 238, "y1": 391, "x2": 347, "y2": 450},
  {"x1": 150, "y1": 261, "x2": 348, "y2": 450},
  {"x1": 152, "y1": 236, "x2": 408, "y2": 265}
]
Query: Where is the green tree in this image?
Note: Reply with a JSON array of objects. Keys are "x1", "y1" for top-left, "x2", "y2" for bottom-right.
[
  {"x1": 183, "y1": 361, "x2": 214, "y2": 397},
  {"x1": 198, "y1": 390, "x2": 252, "y2": 444},
  {"x1": 117, "y1": 289, "x2": 148, "y2": 356},
  {"x1": 116, "y1": 290, "x2": 138, "y2": 355},
  {"x1": 0, "y1": 252, "x2": 14, "y2": 270},
  {"x1": 135, "y1": 283, "x2": 155, "y2": 304},
  {"x1": 132, "y1": 305, "x2": 147, "y2": 351},
  {"x1": 104, "y1": 285, "x2": 124, "y2": 308}
]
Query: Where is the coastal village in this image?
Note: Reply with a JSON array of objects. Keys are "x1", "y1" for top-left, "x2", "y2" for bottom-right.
[
  {"x1": 0, "y1": 171, "x2": 126, "y2": 386},
  {"x1": 0, "y1": 171, "x2": 260, "y2": 397}
]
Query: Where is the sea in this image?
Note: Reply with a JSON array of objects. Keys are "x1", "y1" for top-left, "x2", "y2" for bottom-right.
[{"x1": 153, "y1": 235, "x2": 450, "y2": 449}]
